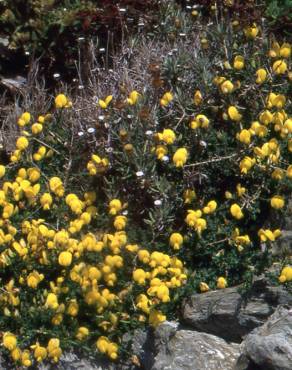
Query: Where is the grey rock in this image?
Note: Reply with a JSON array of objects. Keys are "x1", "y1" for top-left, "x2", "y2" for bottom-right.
[
  {"x1": 182, "y1": 277, "x2": 292, "y2": 342},
  {"x1": 235, "y1": 305, "x2": 292, "y2": 370},
  {"x1": 151, "y1": 321, "x2": 240, "y2": 370},
  {"x1": 272, "y1": 230, "x2": 292, "y2": 257}
]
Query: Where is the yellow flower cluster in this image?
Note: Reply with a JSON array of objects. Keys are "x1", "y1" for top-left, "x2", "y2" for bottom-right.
[
  {"x1": 0, "y1": 101, "x2": 191, "y2": 367},
  {"x1": 87, "y1": 154, "x2": 109, "y2": 175}
]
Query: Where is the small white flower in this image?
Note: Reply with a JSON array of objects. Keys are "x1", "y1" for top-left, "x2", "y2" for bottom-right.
[
  {"x1": 122, "y1": 210, "x2": 128, "y2": 216},
  {"x1": 200, "y1": 140, "x2": 207, "y2": 148},
  {"x1": 99, "y1": 48, "x2": 105, "y2": 53},
  {"x1": 145, "y1": 130, "x2": 153, "y2": 136},
  {"x1": 98, "y1": 115, "x2": 105, "y2": 121},
  {"x1": 106, "y1": 147, "x2": 113, "y2": 153},
  {"x1": 162, "y1": 155, "x2": 169, "y2": 162},
  {"x1": 53, "y1": 73, "x2": 60, "y2": 79},
  {"x1": 78, "y1": 85, "x2": 84, "y2": 90},
  {"x1": 77, "y1": 132, "x2": 84, "y2": 137},
  {"x1": 78, "y1": 37, "x2": 85, "y2": 42},
  {"x1": 127, "y1": 114, "x2": 133, "y2": 119},
  {"x1": 136, "y1": 171, "x2": 144, "y2": 177},
  {"x1": 154, "y1": 199, "x2": 162, "y2": 206},
  {"x1": 25, "y1": 51, "x2": 30, "y2": 55},
  {"x1": 87, "y1": 128, "x2": 95, "y2": 134}
]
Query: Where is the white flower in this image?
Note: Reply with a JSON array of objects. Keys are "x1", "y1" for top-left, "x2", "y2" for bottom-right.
[
  {"x1": 87, "y1": 128, "x2": 95, "y2": 134},
  {"x1": 136, "y1": 171, "x2": 144, "y2": 177},
  {"x1": 154, "y1": 199, "x2": 162, "y2": 206}
]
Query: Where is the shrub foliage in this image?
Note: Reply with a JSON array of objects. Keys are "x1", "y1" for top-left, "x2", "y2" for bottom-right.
[{"x1": 0, "y1": 2, "x2": 291, "y2": 368}]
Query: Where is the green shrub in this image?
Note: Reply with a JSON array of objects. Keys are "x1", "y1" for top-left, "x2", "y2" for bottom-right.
[
  {"x1": 0, "y1": 4, "x2": 291, "y2": 368},
  {"x1": 0, "y1": 0, "x2": 159, "y2": 79}
]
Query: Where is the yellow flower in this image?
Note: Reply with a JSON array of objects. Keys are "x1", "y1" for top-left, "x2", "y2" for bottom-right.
[
  {"x1": 271, "y1": 168, "x2": 284, "y2": 181},
  {"x1": 160, "y1": 128, "x2": 176, "y2": 144},
  {"x1": 16, "y1": 136, "x2": 29, "y2": 150},
  {"x1": 27, "y1": 167, "x2": 40, "y2": 182},
  {"x1": 31, "y1": 123, "x2": 43, "y2": 135},
  {"x1": 258, "y1": 228, "x2": 275, "y2": 242},
  {"x1": 127, "y1": 90, "x2": 140, "y2": 105},
  {"x1": 270, "y1": 195, "x2": 284, "y2": 209},
  {"x1": 195, "y1": 114, "x2": 210, "y2": 128},
  {"x1": 237, "y1": 129, "x2": 251, "y2": 145},
  {"x1": 272, "y1": 60, "x2": 287, "y2": 75},
  {"x1": 259, "y1": 110, "x2": 273, "y2": 125},
  {"x1": 27, "y1": 270, "x2": 44, "y2": 289},
  {"x1": 55, "y1": 94, "x2": 70, "y2": 108},
  {"x1": 58, "y1": 251, "x2": 73, "y2": 266},
  {"x1": 239, "y1": 156, "x2": 255, "y2": 174},
  {"x1": 3, "y1": 332, "x2": 17, "y2": 350},
  {"x1": 287, "y1": 165, "x2": 292, "y2": 178},
  {"x1": 160, "y1": 92, "x2": 173, "y2": 107},
  {"x1": 21, "y1": 350, "x2": 32, "y2": 367},
  {"x1": 45, "y1": 293, "x2": 59, "y2": 310},
  {"x1": 236, "y1": 183, "x2": 246, "y2": 197},
  {"x1": 31, "y1": 343, "x2": 47, "y2": 362},
  {"x1": 233, "y1": 55, "x2": 244, "y2": 70},
  {"x1": 220, "y1": 80, "x2": 234, "y2": 94},
  {"x1": 49, "y1": 177, "x2": 64, "y2": 197},
  {"x1": 203, "y1": 200, "x2": 217, "y2": 214},
  {"x1": 11, "y1": 347, "x2": 22, "y2": 361},
  {"x1": 169, "y1": 232, "x2": 183, "y2": 250},
  {"x1": 280, "y1": 266, "x2": 292, "y2": 282},
  {"x1": 0, "y1": 165, "x2": 5, "y2": 178},
  {"x1": 173, "y1": 148, "x2": 188, "y2": 168},
  {"x1": 76, "y1": 327, "x2": 89, "y2": 340},
  {"x1": 280, "y1": 42, "x2": 291, "y2": 58},
  {"x1": 47, "y1": 338, "x2": 62, "y2": 362},
  {"x1": 255, "y1": 68, "x2": 267, "y2": 84},
  {"x1": 19, "y1": 112, "x2": 31, "y2": 126},
  {"x1": 137, "y1": 249, "x2": 150, "y2": 264},
  {"x1": 194, "y1": 90, "x2": 202, "y2": 106},
  {"x1": 228, "y1": 106, "x2": 242, "y2": 121},
  {"x1": 149, "y1": 309, "x2": 166, "y2": 327},
  {"x1": 109, "y1": 199, "x2": 122, "y2": 215},
  {"x1": 113, "y1": 215, "x2": 127, "y2": 230},
  {"x1": 133, "y1": 269, "x2": 147, "y2": 285},
  {"x1": 199, "y1": 282, "x2": 210, "y2": 293},
  {"x1": 67, "y1": 299, "x2": 79, "y2": 316},
  {"x1": 244, "y1": 23, "x2": 259, "y2": 39},
  {"x1": 217, "y1": 276, "x2": 227, "y2": 289},
  {"x1": 230, "y1": 203, "x2": 244, "y2": 219},
  {"x1": 98, "y1": 95, "x2": 113, "y2": 109},
  {"x1": 40, "y1": 193, "x2": 53, "y2": 210},
  {"x1": 96, "y1": 336, "x2": 109, "y2": 353},
  {"x1": 183, "y1": 189, "x2": 196, "y2": 204},
  {"x1": 155, "y1": 145, "x2": 168, "y2": 160}
]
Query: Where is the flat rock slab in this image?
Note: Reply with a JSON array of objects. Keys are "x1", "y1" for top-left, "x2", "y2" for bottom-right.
[
  {"x1": 182, "y1": 277, "x2": 292, "y2": 342},
  {"x1": 235, "y1": 305, "x2": 292, "y2": 370},
  {"x1": 151, "y1": 322, "x2": 240, "y2": 370}
]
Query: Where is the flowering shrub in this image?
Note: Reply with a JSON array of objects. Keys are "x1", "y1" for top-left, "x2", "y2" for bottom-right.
[
  {"x1": 0, "y1": 3, "x2": 291, "y2": 368},
  {"x1": 0, "y1": 0, "x2": 159, "y2": 78}
]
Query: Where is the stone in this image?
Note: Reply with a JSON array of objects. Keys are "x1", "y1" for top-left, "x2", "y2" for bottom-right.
[
  {"x1": 151, "y1": 321, "x2": 240, "y2": 370},
  {"x1": 235, "y1": 305, "x2": 292, "y2": 370},
  {"x1": 182, "y1": 277, "x2": 292, "y2": 342}
]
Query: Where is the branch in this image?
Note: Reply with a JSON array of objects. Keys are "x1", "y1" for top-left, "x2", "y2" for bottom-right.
[{"x1": 185, "y1": 152, "x2": 239, "y2": 168}]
